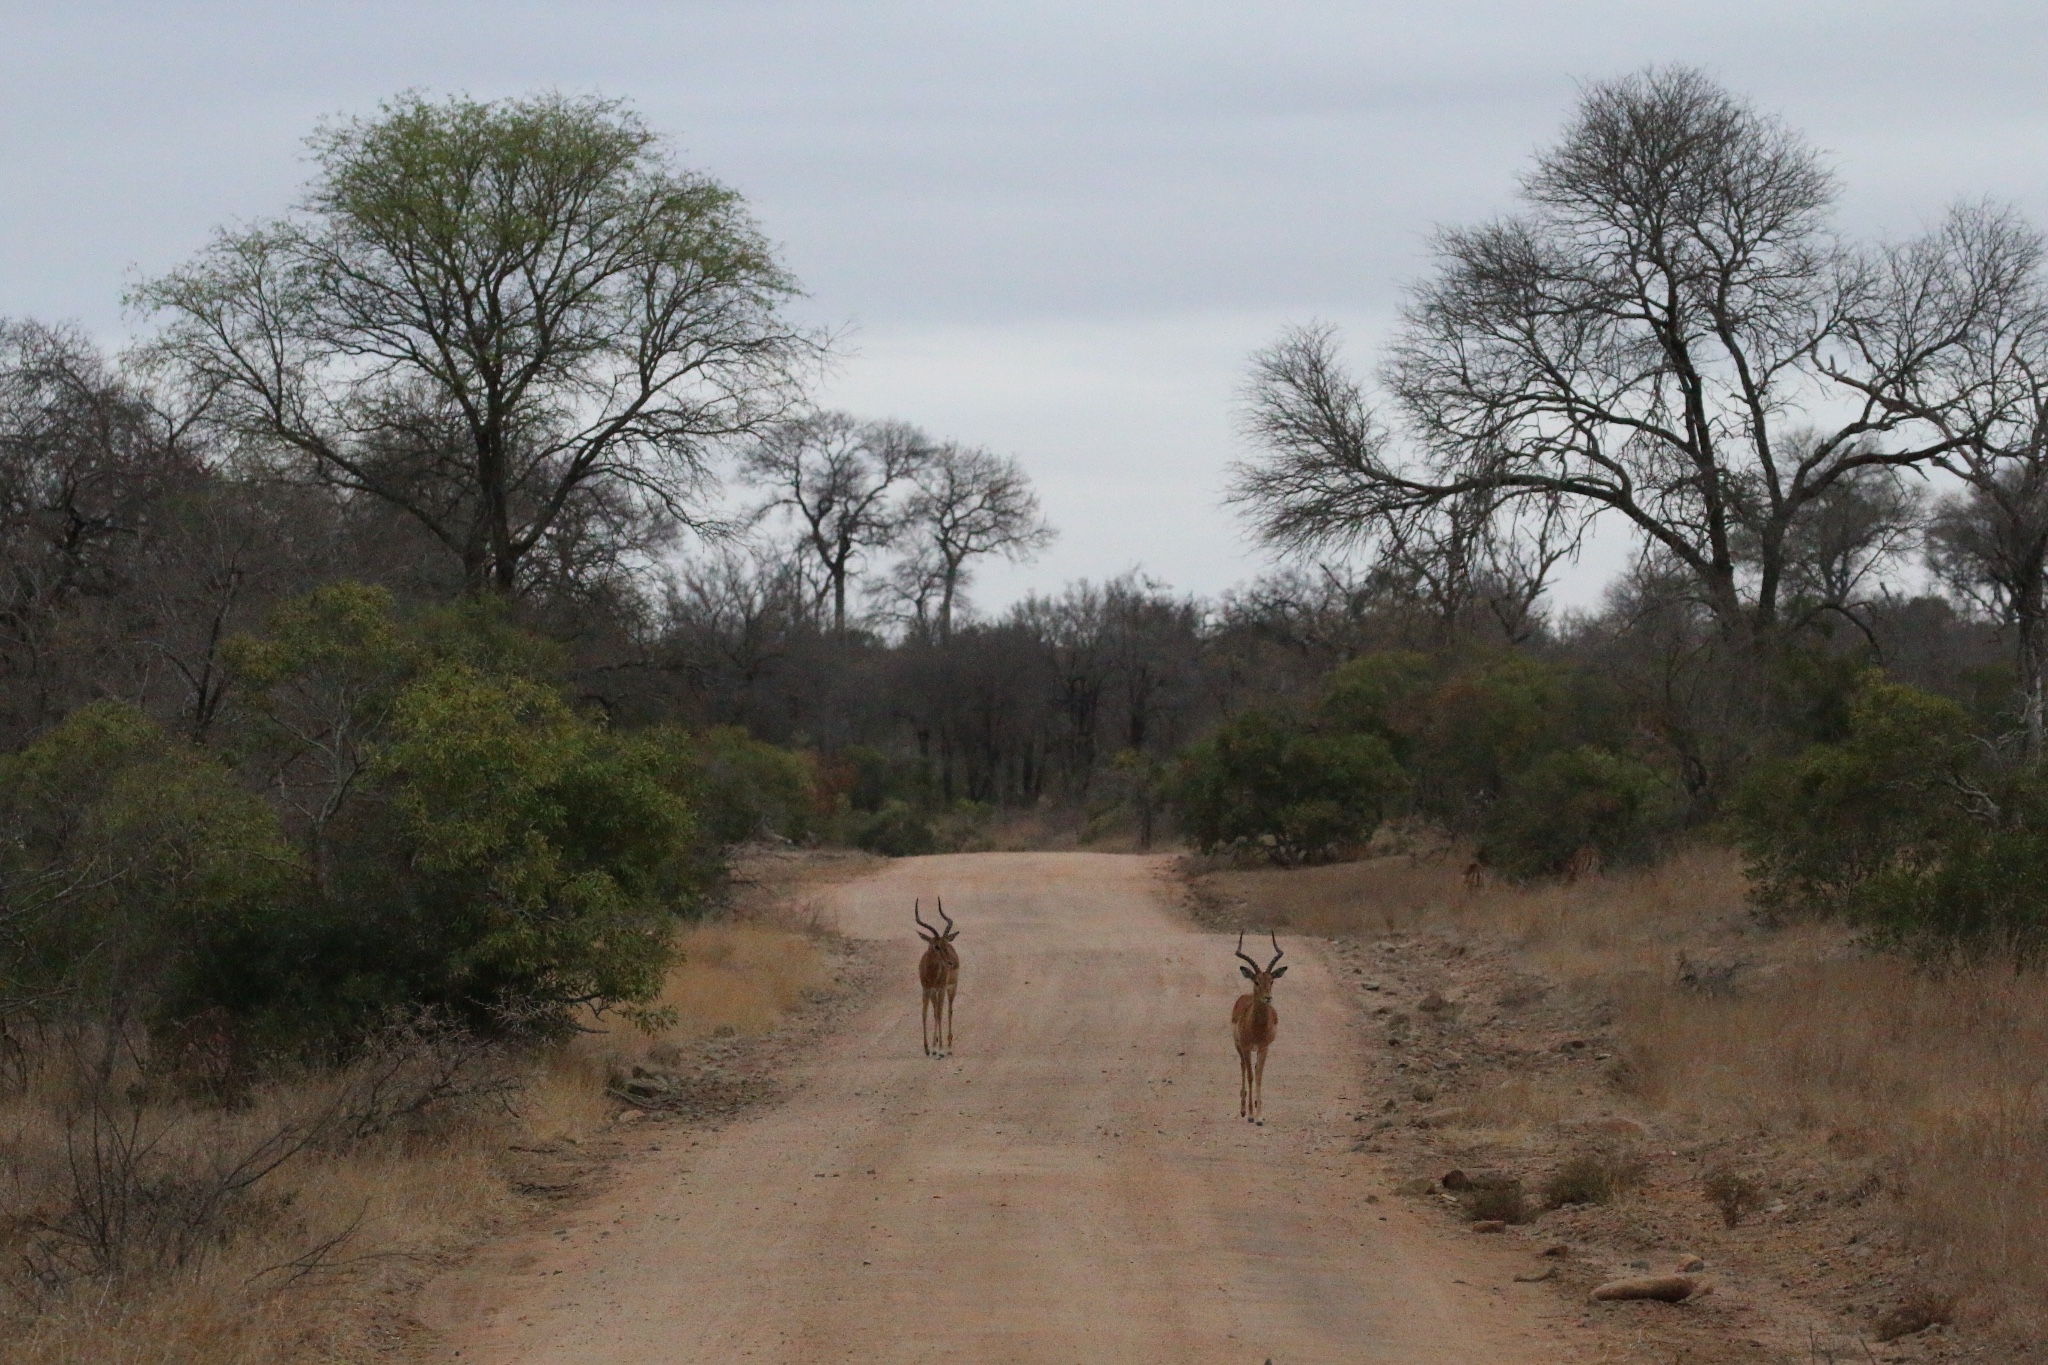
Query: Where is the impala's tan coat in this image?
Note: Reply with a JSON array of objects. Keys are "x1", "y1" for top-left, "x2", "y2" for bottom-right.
[
  {"x1": 914, "y1": 899, "x2": 960, "y2": 1056},
  {"x1": 1230, "y1": 931, "x2": 1287, "y2": 1122}
]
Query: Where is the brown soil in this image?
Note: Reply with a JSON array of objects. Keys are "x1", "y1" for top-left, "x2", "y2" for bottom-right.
[{"x1": 418, "y1": 852, "x2": 1593, "y2": 1363}]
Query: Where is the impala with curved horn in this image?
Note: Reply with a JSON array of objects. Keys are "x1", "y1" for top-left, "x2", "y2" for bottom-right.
[
  {"x1": 913, "y1": 899, "x2": 961, "y2": 1057},
  {"x1": 1231, "y1": 931, "x2": 1287, "y2": 1123}
]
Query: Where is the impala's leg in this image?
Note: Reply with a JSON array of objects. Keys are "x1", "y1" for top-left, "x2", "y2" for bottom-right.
[
  {"x1": 921, "y1": 990, "x2": 933, "y2": 1056},
  {"x1": 944, "y1": 983, "x2": 957, "y2": 1054},
  {"x1": 1237, "y1": 1043, "x2": 1251, "y2": 1118},
  {"x1": 1252, "y1": 1044, "x2": 1268, "y2": 1123}
]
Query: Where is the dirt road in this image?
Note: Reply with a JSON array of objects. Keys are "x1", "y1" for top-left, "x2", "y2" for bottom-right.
[{"x1": 423, "y1": 853, "x2": 1581, "y2": 1363}]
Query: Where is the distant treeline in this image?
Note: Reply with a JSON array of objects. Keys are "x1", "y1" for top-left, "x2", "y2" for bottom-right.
[{"x1": 10, "y1": 71, "x2": 2048, "y2": 1063}]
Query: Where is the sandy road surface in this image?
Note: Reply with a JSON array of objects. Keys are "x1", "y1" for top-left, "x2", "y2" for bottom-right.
[{"x1": 423, "y1": 853, "x2": 1580, "y2": 1363}]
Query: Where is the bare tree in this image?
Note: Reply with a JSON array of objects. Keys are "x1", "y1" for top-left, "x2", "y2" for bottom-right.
[
  {"x1": 893, "y1": 443, "x2": 1055, "y2": 641},
  {"x1": 741, "y1": 412, "x2": 928, "y2": 634},
  {"x1": 137, "y1": 93, "x2": 818, "y2": 598},
  {"x1": 0, "y1": 322, "x2": 219, "y2": 741},
  {"x1": 662, "y1": 542, "x2": 816, "y2": 702},
  {"x1": 1930, "y1": 474, "x2": 2048, "y2": 755},
  {"x1": 1768, "y1": 459, "x2": 1922, "y2": 644},
  {"x1": 1232, "y1": 69, "x2": 2023, "y2": 646},
  {"x1": 1905, "y1": 205, "x2": 2048, "y2": 757}
]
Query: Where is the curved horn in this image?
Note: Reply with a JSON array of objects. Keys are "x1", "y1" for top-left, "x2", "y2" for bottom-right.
[
  {"x1": 913, "y1": 899, "x2": 937, "y2": 939},
  {"x1": 1267, "y1": 930, "x2": 1285, "y2": 972},
  {"x1": 937, "y1": 897, "x2": 955, "y2": 935},
  {"x1": 1234, "y1": 930, "x2": 1261, "y2": 972}
]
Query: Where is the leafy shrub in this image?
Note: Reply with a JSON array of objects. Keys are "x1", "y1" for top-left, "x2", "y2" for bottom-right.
[
  {"x1": 672, "y1": 725, "x2": 818, "y2": 846},
  {"x1": 849, "y1": 799, "x2": 937, "y2": 858},
  {"x1": 1478, "y1": 746, "x2": 1679, "y2": 880},
  {"x1": 1853, "y1": 828, "x2": 2048, "y2": 965},
  {"x1": 197, "y1": 585, "x2": 810, "y2": 1043},
  {"x1": 1404, "y1": 654, "x2": 1571, "y2": 825},
  {"x1": 1319, "y1": 651, "x2": 1585, "y2": 828},
  {"x1": 1169, "y1": 708, "x2": 1406, "y2": 864},
  {"x1": 1734, "y1": 674, "x2": 1973, "y2": 917},
  {"x1": 0, "y1": 702, "x2": 297, "y2": 1030},
  {"x1": 1317, "y1": 651, "x2": 1435, "y2": 760},
  {"x1": 299, "y1": 662, "x2": 694, "y2": 1038}
]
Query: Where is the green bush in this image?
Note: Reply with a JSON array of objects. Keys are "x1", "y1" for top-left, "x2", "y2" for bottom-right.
[
  {"x1": 849, "y1": 799, "x2": 938, "y2": 857},
  {"x1": 0, "y1": 702, "x2": 297, "y2": 1030},
  {"x1": 219, "y1": 585, "x2": 739, "y2": 1043},
  {"x1": 1478, "y1": 746, "x2": 1679, "y2": 880},
  {"x1": 1734, "y1": 674, "x2": 1973, "y2": 917},
  {"x1": 4, "y1": 584, "x2": 837, "y2": 1049},
  {"x1": 1319, "y1": 651, "x2": 1581, "y2": 828},
  {"x1": 674, "y1": 725, "x2": 818, "y2": 847},
  {"x1": 1407, "y1": 654, "x2": 1570, "y2": 823},
  {"x1": 300, "y1": 662, "x2": 696, "y2": 1038},
  {"x1": 1169, "y1": 708, "x2": 1406, "y2": 864},
  {"x1": 1853, "y1": 829, "x2": 2048, "y2": 965},
  {"x1": 1318, "y1": 651, "x2": 1435, "y2": 760}
]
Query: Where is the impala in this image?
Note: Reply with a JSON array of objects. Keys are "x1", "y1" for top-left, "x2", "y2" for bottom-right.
[
  {"x1": 1231, "y1": 931, "x2": 1287, "y2": 1123},
  {"x1": 914, "y1": 899, "x2": 960, "y2": 1057}
]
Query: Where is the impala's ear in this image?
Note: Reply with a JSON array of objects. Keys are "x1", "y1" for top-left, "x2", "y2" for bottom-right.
[
  {"x1": 1239, "y1": 964, "x2": 1254, "y2": 979},
  {"x1": 1270, "y1": 964, "x2": 1288, "y2": 978}
]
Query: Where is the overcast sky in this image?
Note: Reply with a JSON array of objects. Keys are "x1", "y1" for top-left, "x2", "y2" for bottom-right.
[{"x1": 5, "y1": 1, "x2": 2046, "y2": 611}]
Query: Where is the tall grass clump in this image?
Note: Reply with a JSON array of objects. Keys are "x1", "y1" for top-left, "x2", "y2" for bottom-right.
[{"x1": 1621, "y1": 953, "x2": 2048, "y2": 1331}]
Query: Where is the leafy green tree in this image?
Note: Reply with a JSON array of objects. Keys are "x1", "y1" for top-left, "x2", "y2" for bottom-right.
[
  {"x1": 209, "y1": 583, "x2": 760, "y2": 1042},
  {"x1": 139, "y1": 92, "x2": 818, "y2": 596},
  {"x1": 1321, "y1": 651, "x2": 1570, "y2": 826},
  {"x1": 1410, "y1": 654, "x2": 1569, "y2": 817},
  {"x1": 1169, "y1": 709, "x2": 1406, "y2": 864},
  {"x1": 225, "y1": 582, "x2": 415, "y2": 887}
]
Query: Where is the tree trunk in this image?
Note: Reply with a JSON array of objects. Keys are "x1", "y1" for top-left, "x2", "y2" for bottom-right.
[
  {"x1": 479, "y1": 435, "x2": 518, "y2": 596},
  {"x1": 937, "y1": 560, "x2": 963, "y2": 643},
  {"x1": 2019, "y1": 608, "x2": 2046, "y2": 765}
]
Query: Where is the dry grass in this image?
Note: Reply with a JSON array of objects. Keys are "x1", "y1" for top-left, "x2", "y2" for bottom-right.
[
  {"x1": 552, "y1": 919, "x2": 837, "y2": 1095},
  {"x1": 0, "y1": 908, "x2": 842, "y2": 1365},
  {"x1": 657, "y1": 921, "x2": 835, "y2": 1039},
  {"x1": 0, "y1": 1031, "x2": 524, "y2": 1364},
  {"x1": 984, "y1": 805, "x2": 1147, "y2": 852},
  {"x1": 1623, "y1": 952, "x2": 2048, "y2": 1333},
  {"x1": 1196, "y1": 843, "x2": 2048, "y2": 1341}
]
